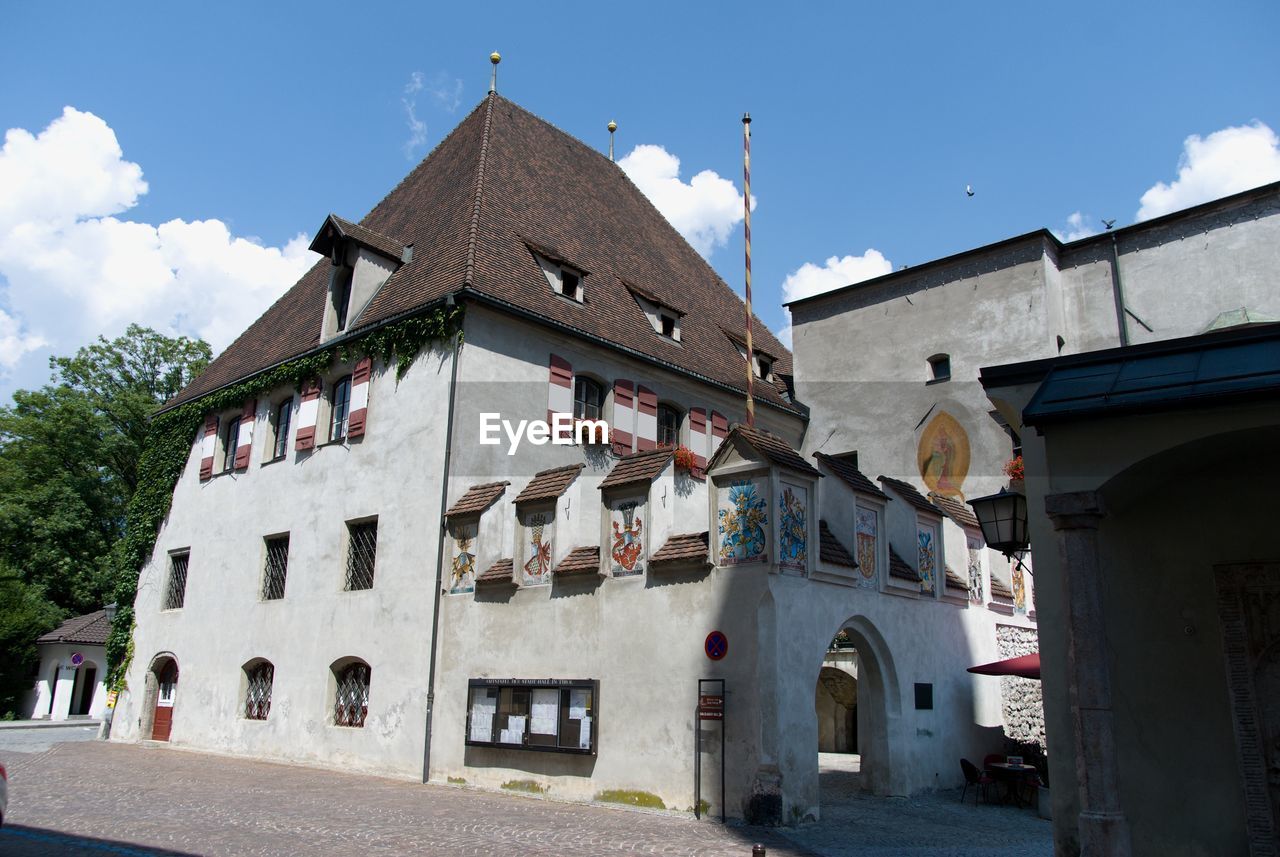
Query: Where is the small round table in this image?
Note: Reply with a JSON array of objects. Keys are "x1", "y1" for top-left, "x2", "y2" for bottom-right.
[{"x1": 987, "y1": 763, "x2": 1037, "y2": 806}]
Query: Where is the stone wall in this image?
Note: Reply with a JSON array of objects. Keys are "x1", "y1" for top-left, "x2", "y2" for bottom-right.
[{"x1": 996, "y1": 624, "x2": 1044, "y2": 747}]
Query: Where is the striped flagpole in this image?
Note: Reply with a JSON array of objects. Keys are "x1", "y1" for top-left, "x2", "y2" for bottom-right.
[{"x1": 742, "y1": 112, "x2": 756, "y2": 428}]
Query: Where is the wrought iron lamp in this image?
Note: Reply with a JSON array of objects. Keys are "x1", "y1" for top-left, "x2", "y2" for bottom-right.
[{"x1": 967, "y1": 488, "x2": 1030, "y2": 558}]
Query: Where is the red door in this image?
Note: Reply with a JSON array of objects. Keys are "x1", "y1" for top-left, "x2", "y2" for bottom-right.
[{"x1": 151, "y1": 661, "x2": 178, "y2": 741}]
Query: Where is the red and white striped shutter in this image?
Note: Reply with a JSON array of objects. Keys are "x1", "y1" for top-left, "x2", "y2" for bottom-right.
[
  {"x1": 611, "y1": 379, "x2": 635, "y2": 455},
  {"x1": 294, "y1": 378, "x2": 322, "y2": 450},
  {"x1": 689, "y1": 407, "x2": 709, "y2": 469},
  {"x1": 710, "y1": 411, "x2": 729, "y2": 457},
  {"x1": 636, "y1": 385, "x2": 658, "y2": 451},
  {"x1": 548, "y1": 354, "x2": 573, "y2": 439},
  {"x1": 198, "y1": 414, "x2": 218, "y2": 480},
  {"x1": 233, "y1": 399, "x2": 256, "y2": 471},
  {"x1": 347, "y1": 357, "x2": 373, "y2": 438}
]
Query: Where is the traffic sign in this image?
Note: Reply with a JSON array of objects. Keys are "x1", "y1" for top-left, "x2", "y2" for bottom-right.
[{"x1": 705, "y1": 630, "x2": 728, "y2": 661}]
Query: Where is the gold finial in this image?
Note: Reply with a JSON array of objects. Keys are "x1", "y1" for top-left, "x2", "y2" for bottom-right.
[
  {"x1": 608, "y1": 120, "x2": 617, "y2": 161},
  {"x1": 489, "y1": 52, "x2": 501, "y2": 93}
]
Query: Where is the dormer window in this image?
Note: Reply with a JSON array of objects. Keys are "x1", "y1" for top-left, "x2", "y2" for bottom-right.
[
  {"x1": 660, "y1": 313, "x2": 676, "y2": 338},
  {"x1": 528, "y1": 245, "x2": 588, "y2": 304},
  {"x1": 309, "y1": 214, "x2": 406, "y2": 342},
  {"x1": 332, "y1": 266, "x2": 354, "y2": 332},
  {"x1": 626, "y1": 282, "x2": 684, "y2": 342},
  {"x1": 756, "y1": 355, "x2": 773, "y2": 380},
  {"x1": 560, "y1": 268, "x2": 582, "y2": 301}
]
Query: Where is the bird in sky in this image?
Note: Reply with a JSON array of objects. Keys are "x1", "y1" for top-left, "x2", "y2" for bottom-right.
[
  {"x1": 1103, "y1": 219, "x2": 1116, "y2": 230},
  {"x1": 965, "y1": 184, "x2": 975, "y2": 197}
]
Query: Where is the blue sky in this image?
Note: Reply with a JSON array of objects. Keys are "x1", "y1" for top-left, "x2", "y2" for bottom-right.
[{"x1": 1, "y1": 1, "x2": 1277, "y2": 401}]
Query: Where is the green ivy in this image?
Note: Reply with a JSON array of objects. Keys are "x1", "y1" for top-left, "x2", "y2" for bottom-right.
[{"x1": 106, "y1": 305, "x2": 462, "y2": 688}]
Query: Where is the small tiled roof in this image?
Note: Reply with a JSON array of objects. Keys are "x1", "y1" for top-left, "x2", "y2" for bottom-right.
[
  {"x1": 889, "y1": 547, "x2": 917, "y2": 581},
  {"x1": 311, "y1": 214, "x2": 407, "y2": 262},
  {"x1": 929, "y1": 492, "x2": 981, "y2": 530},
  {"x1": 989, "y1": 576, "x2": 1015, "y2": 600},
  {"x1": 818, "y1": 521, "x2": 856, "y2": 568},
  {"x1": 945, "y1": 565, "x2": 970, "y2": 591},
  {"x1": 37, "y1": 610, "x2": 110, "y2": 646},
  {"x1": 815, "y1": 452, "x2": 887, "y2": 499},
  {"x1": 445, "y1": 481, "x2": 510, "y2": 519},
  {"x1": 651, "y1": 531, "x2": 710, "y2": 565},
  {"x1": 879, "y1": 476, "x2": 943, "y2": 518},
  {"x1": 715, "y1": 426, "x2": 821, "y2": 477},
  {"x1": 476, "y1": 558, "x2": 515, "y2": 586},
  {"x1": 514, "y1": 464, "x2": 584, "y2": 505},
  {"x1": 553, "y1": 546, "x2": 601, "y2": 577},
  {"x1": 599, "y1": 448, "x2": 673, "y2": 491}
]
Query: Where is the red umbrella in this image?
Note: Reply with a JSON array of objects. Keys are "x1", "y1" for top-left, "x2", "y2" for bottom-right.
[{"x1": 967, "y1": 653, "x2": 1041, "y2": 679}]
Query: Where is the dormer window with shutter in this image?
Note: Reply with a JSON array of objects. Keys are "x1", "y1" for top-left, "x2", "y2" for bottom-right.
[
  {"x1": 309, "y1": 215, "x2": 408, "y2": 341},
  {"x1": 626, "y1": 282, "x2": 684, "y2": 342},
  {"x1": 528, "y1": 242, "x2": 588, "y2": 304}
]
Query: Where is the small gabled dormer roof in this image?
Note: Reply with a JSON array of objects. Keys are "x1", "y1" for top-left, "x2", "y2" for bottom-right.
[
  {"x1": 514, "y1": 463, "x2": 584, "y2": 505},
  {"x1": 878, "y1": 476, "x2": 943, "y2": 518},
  {"x1": 309, "y1": 214, "x2": 408, "y2": 264},
  {"x1": 708, "y1": 425, "x2": 821, "y2": 477},
  {"x1": 814, "y1": 452, "x2": 888, "y2": 499},
  {"x1": 624, "y1": 280, "x2": 686, "y2": 316},
  {"x1": 928, "y1": 491, "x2": 981, "y2": 530},
  {"x1": 445, "y1": 481, "x2": 510, "y2": 520},
  {"x1": 599, "y1": 447, "x2": 673, "y2": 491}
]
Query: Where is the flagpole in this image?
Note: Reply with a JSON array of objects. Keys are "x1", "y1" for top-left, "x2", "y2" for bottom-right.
[{"x1": 742, "y1": 112, "x2": 756, "y2": 428}]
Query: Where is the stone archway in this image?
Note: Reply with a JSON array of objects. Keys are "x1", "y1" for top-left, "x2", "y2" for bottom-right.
[
  {"x1": 816, "y1": 666, "x2": 857, "y2": 753},
  {"x1": 140, "y1": 652, "x2": 179, "y2": 742}
]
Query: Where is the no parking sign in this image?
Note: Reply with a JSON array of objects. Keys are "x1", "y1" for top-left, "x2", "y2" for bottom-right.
[{"x1": 704, "y1": 630, "x2": 728, "y2": 661}]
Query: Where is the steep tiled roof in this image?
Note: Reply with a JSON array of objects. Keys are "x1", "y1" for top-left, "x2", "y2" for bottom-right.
[
  {"x1": 815, "y1": 452, "x2": 887, "y2": 499},
  {"x1": 990, "y1": 576, "x2": 1015, "y2": 600},
  {"x1": 945, "y1": 565, "x2": 970, "y2": 590},
  {"x1": 715, "y1": 426, "x2": 821, "y2": 477},
  {"x1": 445, "y1": 481, "x2": 510, "y2": 518},
  {"x1": 929, "y1": 492, "x2": 981, "y2": 530},
  {"x1": 651, "y1": 531, "x2": 710, "y2": 566},
  {"x1": 818, "y1": 521, "x2": 856, "y2": 568},
  {"x1": 37, "y1": 610, "x2": 110, "y2": 646},
  {"x1": 166, "y1": 94, "x2": 795, "y2": 412},
  {"x1": 514, "y1": 464, "x2": 583, "y2": 505},
  {"x1": 879, "y1": 476, "x2": 942, "y2": 518},
  {"x1": 599, "y1": 448, "x2": 673, "y2": 491},
  {"x1": 553, "y1": 546, "x2": 600, "y2": 577},
  {"x1": 888, "y1": 547, "x2": 917, "y2": 581},
  {"x1": 476, "y1": 558, "x2": 515, "y2": 586}
]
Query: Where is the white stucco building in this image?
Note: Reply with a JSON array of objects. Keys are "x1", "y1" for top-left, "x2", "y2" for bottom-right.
[{"x1": 23, "y1": 609, "x2": 112, "y2": 721}]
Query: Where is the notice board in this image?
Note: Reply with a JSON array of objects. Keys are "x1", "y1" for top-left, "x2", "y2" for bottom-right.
[{"x1": 465, "y1": 678, "x2": 598, "y2": 755}]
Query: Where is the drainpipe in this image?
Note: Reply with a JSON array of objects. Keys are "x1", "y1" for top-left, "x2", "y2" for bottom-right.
[
  {"x1": 422, "y1": 294, "x2": 462, "y2": 784},
  {"x1": 1107, "y1": 234, "x2": 1129, "y2": 347}
]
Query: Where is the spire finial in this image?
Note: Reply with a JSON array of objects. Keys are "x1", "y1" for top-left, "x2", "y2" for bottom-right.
[
  {"x1": 608, "y1": 119, "x2": 617, "y2": 161},
  {"x1": 489, "y1": 52, "x2": 501, "y2": 94}
]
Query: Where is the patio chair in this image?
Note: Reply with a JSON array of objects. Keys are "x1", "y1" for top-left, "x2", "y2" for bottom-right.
[{"x1": 960, "y1": 758, "x2": 994, "y2": 804}]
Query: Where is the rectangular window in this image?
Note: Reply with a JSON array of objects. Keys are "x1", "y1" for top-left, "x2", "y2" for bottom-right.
[
  {"x1": 466, "y1": 679, "x2": 597, "y2": 754},
  {"x1": 222, "y1": 418, "x2": 240, "y2": 473},
  {"x1": 345, "y1": 520, "x2": 378, "y2": 591},
  {"x1": 262, "y1": 535, "x2": 289, "y2": 600},
  {"x1": 660, "y1": 314, "x2": 675, "y2": 338},
  {"x1": 164, "y1": 552, "x2": 190, "y2": 610},
  {"x1": 272, "y1": 398, "x2": 293, "y2": 459},
  {"x1": 561, "y1": 269, "x2": 580, "y2": 300},
  {"x1": 329, "y1": 376, "x2": 352, "y2": 442}
]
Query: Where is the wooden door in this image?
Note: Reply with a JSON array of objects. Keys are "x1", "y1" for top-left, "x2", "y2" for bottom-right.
[{"x1": 151, "y1": 661, "x2": 178, "y2": 741}]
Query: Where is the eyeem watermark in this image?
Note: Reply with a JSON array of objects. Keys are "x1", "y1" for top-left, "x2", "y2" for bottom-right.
[{"x1": 479, "y1": 413, "x2": 609, "y2": 455}]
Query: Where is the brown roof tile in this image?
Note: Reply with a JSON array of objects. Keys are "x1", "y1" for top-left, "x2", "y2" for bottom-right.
[
  {"x1": 714, "y1": 426, "x2": 821, "y2": 477},
  {"x1": 818, "y1": 521, "x2": 856, "y2": 568},
  {"x1": 37, "y1": 610, "x2": 111, "y2": 646},
  {"x1": 989, "y1": 576, "x2": 1015, "y2": 600},
  {"x1": 165, "y1": 94, "x2": 796, "y2": 414},
  {"x1": 445, "y1": 481, "x2": 509, "y2": 519},
  {"x1": 476, "y1": 558, "x2": 515, "y2": 586},
  {"x1": 313, "y1": 214, "x2": 407, "y2": 262},
  {"x1": 929, "y1": 492, "x2": 981, "y2": 530},
  {"x1": 514, "y1": 464, "x2": 584, "y2": 505},
  {"x1": 651, "y1": 531, "x2": 710, "y2": 565},
  {"x1": 889, "y1": 547, "x2": 917, "y2": 581},
  {"x1": 945, "y1": 565, "x2": 970, "y2": 590},
  {"x1": 815, "y1": 452, "x2": 888, "y2": 499},
  {"x1": 553, "y1": 546, "x2": 601, "y2": 577},
  {"x1": 879, "y1": 476, "x2": 943, "y2": 518},
  {"x1": 599, "y1": 448, "x2": 673, "y2": 491}
]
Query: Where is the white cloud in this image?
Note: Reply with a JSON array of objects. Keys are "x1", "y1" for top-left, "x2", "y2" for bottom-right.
[
  {"x1": 780, "y1": 249, "x2": 893, "y2": 304},
  {"x1": 0, "y1": 106, "x2": 315, "y2": 385},
  {"x1": 427, "y1": 73, "x2": 465, "y2": 114},
  {"x1": 618, "y1": 144, "x2": 751, "y2": 258},
  {"x1": 402, "y1": 72, "x2": 428, "y2": 159},
  {"x1": 1137, "y1": 121, "x2": 1280, "y2": 221},
  {"x1": 1055, "y1": 211, "x2": 1098, "y2": 242}
]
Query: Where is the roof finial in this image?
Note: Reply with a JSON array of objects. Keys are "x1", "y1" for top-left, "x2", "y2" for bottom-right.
[
  {"x1": 608, "y1": 119, "x2": 617, "y2": 161},
  {"x1": 489, "y1": 52, "x2": 501, "y2": 94}
]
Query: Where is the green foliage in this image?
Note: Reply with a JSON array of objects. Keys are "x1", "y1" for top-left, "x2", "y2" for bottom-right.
[
  {"x1": 501, "y1": 779, "x2": 548, "y2": 795},
  {"x1": 594, "y1": 789, "x2": 667, "y2": 810},
  {"x1": 0, "y1": 573, "x2": 65, "y2": 718},
  {"x1": 106, "y1": 306, "x2": 462, "y2": 688}
]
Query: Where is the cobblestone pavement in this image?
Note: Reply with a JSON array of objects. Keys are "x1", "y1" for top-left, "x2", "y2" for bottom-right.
[
  {"x1": 0, "y1": 741, "x2": 811, "y2": 857},
  {"x1": 0, "y1": 723, "x2": 101, "y2": 755}
]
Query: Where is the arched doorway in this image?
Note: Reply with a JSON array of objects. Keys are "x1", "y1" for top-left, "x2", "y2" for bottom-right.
[{"x1": 142, "y1": 653, "x2": 179, "y2": 742}]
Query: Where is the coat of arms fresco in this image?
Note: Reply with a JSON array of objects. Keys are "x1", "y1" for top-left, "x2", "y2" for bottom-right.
[
  {"x1": 778, "y1": 483, "x2": 807, "y2": 573},
  {"x1": 917, "y1": 524, "x2": 936, "y2": 593},
  {"x1": 718, "y1": 478, "x2": 768, "y2": 565},
  {"x1": 523, "y1": 512, "x2": 552, "y2": 584},
  {"x1": 449, "y1": 525, "x2": 477, "y2": 594},
  {"x1": 610, "y1": 500, "x2": 644, "y2": 577}
]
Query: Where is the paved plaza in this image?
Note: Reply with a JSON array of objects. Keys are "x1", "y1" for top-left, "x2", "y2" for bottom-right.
[{"x1": 0, "y1": 737, "x2": 1051, "y2": 856}]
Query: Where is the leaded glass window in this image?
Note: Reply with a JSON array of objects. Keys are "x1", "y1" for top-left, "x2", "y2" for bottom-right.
[
  {"x1": 330, "y1": 376, "x2": 352, "y2": 442},
  {"x1": 333, "y1": 662, "x2": 370, "y2": 727},
  {"x1": 573, "y1": 377, "x2": 602, "y2": 421},
  {"x1": 244, "y1": 661, "x2": 273, "y2": 720},
  {"x1": 262, "y1": 535, "x2": 289, "y2": 600},
  {"x1": 164, "y1": 553, "x2": 189, "y2": 610},
  {"x1": 657, "y1": 405, "x2": 680, "y2": 447},
  {"x1": 272, "y1": 398, "x2": 292, "y2": 459},
  {"x1": 345, "y1": 520, "x2": 377, "y2": 591},
  {"x1": 222, "y1": 418, "x2": 239, "y2": 473}
]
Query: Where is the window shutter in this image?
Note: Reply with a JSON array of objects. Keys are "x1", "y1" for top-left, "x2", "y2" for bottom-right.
[
  {"x1": 710, "y1": 411, "x2": 729, "y2": 457},
  {"x1": 547, "y1": 354, "x2": 573, "y2": 438},
  {"x1": 347, "y1": 357, "x2": 373, "y2": 438},
  {"x1": 295, "y1": 378, "x2": 322, "y2": 450},
  {"x1": 636, "y1": 385, "x2": 658, "y2": 451},
  {"x1": 689, "y1": 407, "x2": 709, "y2": 469},
  {"x1": 198, "y1": 414, "x2": 218, "y2": 480},
  {"x1": 233, "y1": 399, "x2": 256, "y2": 471},
  {"x1": 611, "y1": 379, "x2": 635, "y2": 455}
]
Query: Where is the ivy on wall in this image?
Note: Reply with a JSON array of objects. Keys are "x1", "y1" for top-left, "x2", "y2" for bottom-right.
[{"x1": 105, "y1": 305, "x2": 463, "y2": 688}]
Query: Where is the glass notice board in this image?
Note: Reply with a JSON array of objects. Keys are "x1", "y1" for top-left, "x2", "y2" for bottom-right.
[{"x1": 466, "y1": 679, "x2": 597, "y2": 755}]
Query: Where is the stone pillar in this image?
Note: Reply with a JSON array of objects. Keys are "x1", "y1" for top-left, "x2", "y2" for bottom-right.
[{"x1": 1046, "y1": 491, "x2": 1131, "y2": 857}]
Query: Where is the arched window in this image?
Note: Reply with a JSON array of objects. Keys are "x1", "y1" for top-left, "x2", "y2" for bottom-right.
[
  {"x1": 333, "y1": 659, "x2": 371, "y2": 727},
  {"x1": 927, "y1": 353, "x2": 951, "y2": 383},
  {"x1": 657, "y1": 404, "x2": 681, "y2": 448},
  {"x1": 244, "y1": 660, "x2": 274, "y2": 721},
  {"x1": 574, "y1": 377, "x2": 603, "y2": 421}
]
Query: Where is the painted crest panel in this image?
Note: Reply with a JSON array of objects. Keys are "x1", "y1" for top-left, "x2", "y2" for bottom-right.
[
  {"x1": 917, "y1": 520, "x2": 937, "y2": 594},
  {"x1": 449, "y1": 522, "x2": 478, "y2": 594},
  {"x1": 609, "y1": 496, "x2": 646, "y2": 577},
  {"x1": 967, "y1": 534, "x2": 985, "y2": 604},
  {"x1": 717, "y1": 477, "x2": 768, "y2": 566},
  {"x1": 521, "y1": 510, "x2": 554, "y2": 585},
  {"x1": 855, "y1": 505, "x2": 879, "y2": 587},
  {"x1": 778, "y1": 482, "x2": 808, "y2": 574}
]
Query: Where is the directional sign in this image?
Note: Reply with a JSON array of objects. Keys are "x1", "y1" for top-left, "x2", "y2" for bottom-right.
[
  {"x1": 704, "y1": 630, "x2": 728, "y2": 661},
  {"x1": 698, "y1": 708, "x2": 724, "y2": 721}
]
